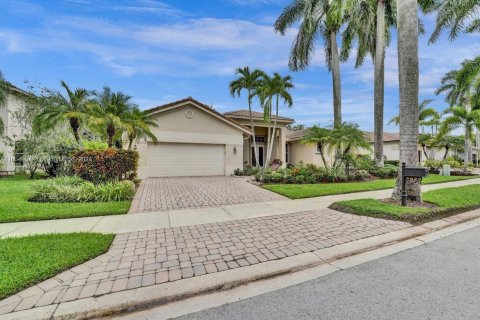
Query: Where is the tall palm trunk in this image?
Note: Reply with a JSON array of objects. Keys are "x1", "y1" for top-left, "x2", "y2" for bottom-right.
[
  {"x1": 330, "y1": 30, "x2": 342, "y2": 128},
  {"x1": 393, "y1": 0, "x2": 421, "y2": 201},
  {"x1": 266, "y1": 95, "x2": 279, "y2": 166},
  {"x1": 248, "y1": 89, "x2": 260, "y2": 168},
  {"x1": 374, "y1": 0, "x2": 385, "y2": 167}
]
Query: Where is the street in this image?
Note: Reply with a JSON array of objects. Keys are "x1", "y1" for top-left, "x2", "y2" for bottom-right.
[{"x1": 173, "y1": 226, "x2": 480, "y2": 320}]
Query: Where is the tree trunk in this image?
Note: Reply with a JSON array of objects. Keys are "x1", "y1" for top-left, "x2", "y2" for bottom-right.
[
  {"x1": 443, "y1": 146, "x2": 449, "y2": 160},
  {"x1": 318, "y1": 144, "x2": 328, "y2": 168},
  {"x1": 266, "y1": 95, "x2": 279, "y2": 167},
  {"x1": 422, "y1": 144, "x2": 429, "y2": 160},
  {"x1": 107, "y1": 125, "x2": 115, "y2": 148},
  {"x1": 330, "y1": 30, "x2": 342, "y2": 128},
  {"x1": 374, "y1": 0, "x2": 385, "y2": 167},
  {"x1": 393, "y1": 0, "x2": 421, "y2": 201},
  {"x1": 464, "y1": 127, "x2": 470, "y2": 173},
  {"x1": 128, "y1": 135, "x2": 134, "y2": 150},
  {"x1": 248, "y1": 90, "x2": 260, "y2": 169},
  {"x1": 70, "y1": 117, "x2": 81, "y2": 143}
]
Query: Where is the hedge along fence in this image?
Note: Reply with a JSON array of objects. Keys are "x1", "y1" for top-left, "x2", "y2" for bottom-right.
[{"x1": 72, "y1": 149, "x2": 139, "y2": 183}]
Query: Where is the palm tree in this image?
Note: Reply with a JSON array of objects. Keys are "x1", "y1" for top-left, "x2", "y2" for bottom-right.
[
  {"x1": 88, "y1": 87, "x2": 133, "y2": 148},
  {"x1": 393, "y1": 0, "x2": 420, "y2": 201},
  {"x1": 229, "y1": 67, "x2": 266, "y2": 168},
  {"x1": 274, "y1": 0, "x2": 344, "y2": 127},
  {"x1": 424, "y1": 0, "x2": 480, "y2": 43},
  {"x1": 389, "y1": 99, "x2": 440, "y2": 133},
  {"x1": 125, "y1": 106, "x2": 158, "y2": 150},
  {"x1": 0, "y1": 71, "x2": 8, "y2": 136},
  {"x1": 255, "y1": 73, "x2": 294, "y2": 167},
  {"x1": 432, "y1": 134, "x2": 464, "y2": 160},
  {"x1": 300, "y1": 125, "x2": 332, "y2": 168},
  {"x1": 440, "y1": 106, "x2": 480, "y2": 172},
  {"x1": 436, "y1": 58, "x2": 480, "y2": 162},
  {"x1": 342, "y1": 0, "x2": 396, "y2": 167},
  {"x1": 328, "y1": 122, "x2": 371, "y2": 174},
  {"x1": 418, "y1": 133, "x2": 433, "y2": 160},
  {"x1": 33, "y1": 81, "x2": 89, "y2": 143}
]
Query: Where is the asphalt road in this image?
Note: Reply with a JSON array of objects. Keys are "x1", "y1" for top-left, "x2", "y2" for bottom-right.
[{"x1": 178, "y1": 226, "x2": 480, "y2": 320}]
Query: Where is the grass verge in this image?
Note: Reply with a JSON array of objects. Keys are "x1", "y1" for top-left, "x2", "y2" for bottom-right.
[
  {"x1": 262, "y1": 174, "x2": 478, "y2": 199},
  {"x1": 0, "y1": 233, "x2": 114, "y2": 299},
  {"x1": 0, "y1": 174, "x2": 131, "y2": 223},
  {"x1": 330, "y1": 184, "x2": 480, "y2": 223}
]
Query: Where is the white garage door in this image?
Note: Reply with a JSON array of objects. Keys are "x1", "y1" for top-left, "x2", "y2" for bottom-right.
[{"x1": 147, "y1": 143, "x2": 226, "y2": 177}]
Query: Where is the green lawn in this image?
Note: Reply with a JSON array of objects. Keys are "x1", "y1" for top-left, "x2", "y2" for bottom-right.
[
  {"x1": 262, "y1": 174, "x2": 478, "y2": 199},
  {"x1": 330, "y1": 184, "x2": 480, "y2": 223},
  {"x1": 0, "y1": 233, "x2": 114, "y2": 299},
  {"x1": 0, "y1": 174, "x2": 131, "y2": 223}
]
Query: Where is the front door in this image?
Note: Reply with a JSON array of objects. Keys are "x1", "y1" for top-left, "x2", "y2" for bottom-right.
[{"x1": 252, "y1": 145, "x2": 265, "y2": 167}]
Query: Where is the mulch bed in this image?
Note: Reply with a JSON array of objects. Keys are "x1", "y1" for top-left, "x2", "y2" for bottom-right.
[{"x1": 380, "y1": 198, "x2": 439, "y2": 209}]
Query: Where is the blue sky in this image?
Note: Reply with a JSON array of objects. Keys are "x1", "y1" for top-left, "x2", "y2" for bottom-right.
[{"x1": 1, "y1": 0, "x2": 479, "y2": 131}]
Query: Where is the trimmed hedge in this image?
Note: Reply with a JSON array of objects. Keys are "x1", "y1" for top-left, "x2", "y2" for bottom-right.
[{"x1": 72, "y1": 149, "x2": 139, "y2": 183}]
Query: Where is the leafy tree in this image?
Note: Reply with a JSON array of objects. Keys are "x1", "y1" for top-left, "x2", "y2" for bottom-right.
[
  {"x1": 275, "y1": 0, "x2": 344, "y2": 127},
  {"x1": 33, "y1": 81, "x2": 90, "y2": 143},
  {"x1": 440, "y1": 106, "x2": 480, "y2": 172},
  {"x1": 393, "y1": 0, "x2": 420, "y2": 201},
  {"x1": 88, "y1": 87, "x2": 133, "y2": 148},
  {"x1": 341, "y1": 0, "x2": 396, "y2": 167},
  {"x1": 229, "y1": 67, "x2": 266, "y2": 168},
  {"x1": 125, "y1": 106, "x2": 158, "y2": 150},
  {"x1": 254, "y1": 73, "x2": 294, "y2": 167},
  {"x1": 418, "y1": 133, "x2": 433, "y2": 160},
  {"x1": 300, "y1": 125, "x2": 331, "y2": 168},
  {"x1": 424, "y1": 0, "x2": 480, "y2": 43}
]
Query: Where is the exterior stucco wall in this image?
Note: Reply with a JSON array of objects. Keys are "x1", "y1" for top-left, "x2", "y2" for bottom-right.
[
  {"x1": 0, "y1": 93, "x2": 27, "y2": 172},
  {"x1": 137, "y1": 103, "x2": 244, "y2": 178}
]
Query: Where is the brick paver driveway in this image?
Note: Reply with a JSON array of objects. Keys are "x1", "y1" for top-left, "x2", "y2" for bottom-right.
[
  {"x1": 0, "y1": 208, "x2": 410, "y2": 314},
  {"x1": 132, "y1": 176, "x2": 286, "y2": 213}
]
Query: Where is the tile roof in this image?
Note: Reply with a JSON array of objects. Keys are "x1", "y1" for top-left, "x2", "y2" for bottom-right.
[
  {"x1": 365, "y1": 131, "x2": 400, "y2": 143},
  {"x1": 144, "y1": 97, "x2": 251, "y2": 134},
  {"x1": 224, "y1": 110, "x2": 294, "y2": 122},
  {"x1": 285, "y1": 129, "x2": 310, "y2": 140}
]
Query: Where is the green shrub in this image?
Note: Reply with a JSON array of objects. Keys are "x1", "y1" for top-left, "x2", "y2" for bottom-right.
[
  {"x1": 72, "y1": 149, "x2": 139, "y2": 183},
  {"x1": 369, "y1": 164, "x2": 398, "y2": 178},
  {"x1": 234, "y1": 167, "x2": 260, "y2": 176},
  {"x1": 30, "y1": 177, "x2": 135, "y2": 203},
  {"x1": 82, "y1": 141, "x2": 109, "y2": 151},
  {"x1": 41, "y1": 139, "x2": 79, "y2": 178},
  {"x1": 384, "y1": 160, "x2": 399, "y2": 166},
  {"x1": 271, "y1": 172, "x2": 284, "y2": 183}
]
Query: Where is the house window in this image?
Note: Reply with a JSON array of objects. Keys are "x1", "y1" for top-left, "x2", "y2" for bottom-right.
[
  {"x1": 316, "y1": 143, "x2": 322, "y2": 153},
  {"x1": 285, "y1": 144, "x2": 289, "y2": 163},
  {"x1": 255, "y1": 136, "x2": 265, "y2": 143},
  {"x1": 418, "y1": 150, "x2": 422, "y2": 164}
]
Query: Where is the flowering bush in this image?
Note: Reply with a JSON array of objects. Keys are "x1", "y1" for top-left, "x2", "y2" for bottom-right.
[{"x1": 72, "y1": 149, "x2": 138, "y2": 183}]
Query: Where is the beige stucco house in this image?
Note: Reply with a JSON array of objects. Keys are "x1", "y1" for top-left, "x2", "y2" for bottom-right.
[
  {"x1": 286, "y1": 129, "x2": 473, "y2": 166},
  {"x1": 136, "y1": 97, "x2": 294, "y2": 179},
  {"x1": 0, "y1": 84, "x2": 29, "y2": 174}
]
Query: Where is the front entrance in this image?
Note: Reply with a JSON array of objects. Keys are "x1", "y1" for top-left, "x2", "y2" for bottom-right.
[{"x1": 252, "y1": 145, "x2": 265, "y2": 167}]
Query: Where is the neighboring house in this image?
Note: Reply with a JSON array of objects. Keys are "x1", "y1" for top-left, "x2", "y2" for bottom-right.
[
  {"x1": 0, "y1": 83, "x2": 29, "y2": 174},
  {"x1": 285, "y1": 129, "x2": 468, "y2": 167},
  {"x1": 136, "y1": 97, "x2": 294, "y2": 179}
]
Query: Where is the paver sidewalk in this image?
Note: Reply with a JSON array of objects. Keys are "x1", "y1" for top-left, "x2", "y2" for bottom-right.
[
  {"x1": 0, "y1": 208, "x2": 409, "y2": 316},
  {"x1": 1, "y1": 177, "x2": 479, "y2": 238}
]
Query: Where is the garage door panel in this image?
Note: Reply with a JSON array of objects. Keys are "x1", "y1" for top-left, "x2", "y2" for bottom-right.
[{"x1": 147, "y1": 143, "x2": 225, "y2": 177}]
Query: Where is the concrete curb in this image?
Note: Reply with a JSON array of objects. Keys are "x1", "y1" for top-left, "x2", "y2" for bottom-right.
[{"x1": 4, "y1": 209, "x2": 480, "y2": 320}]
